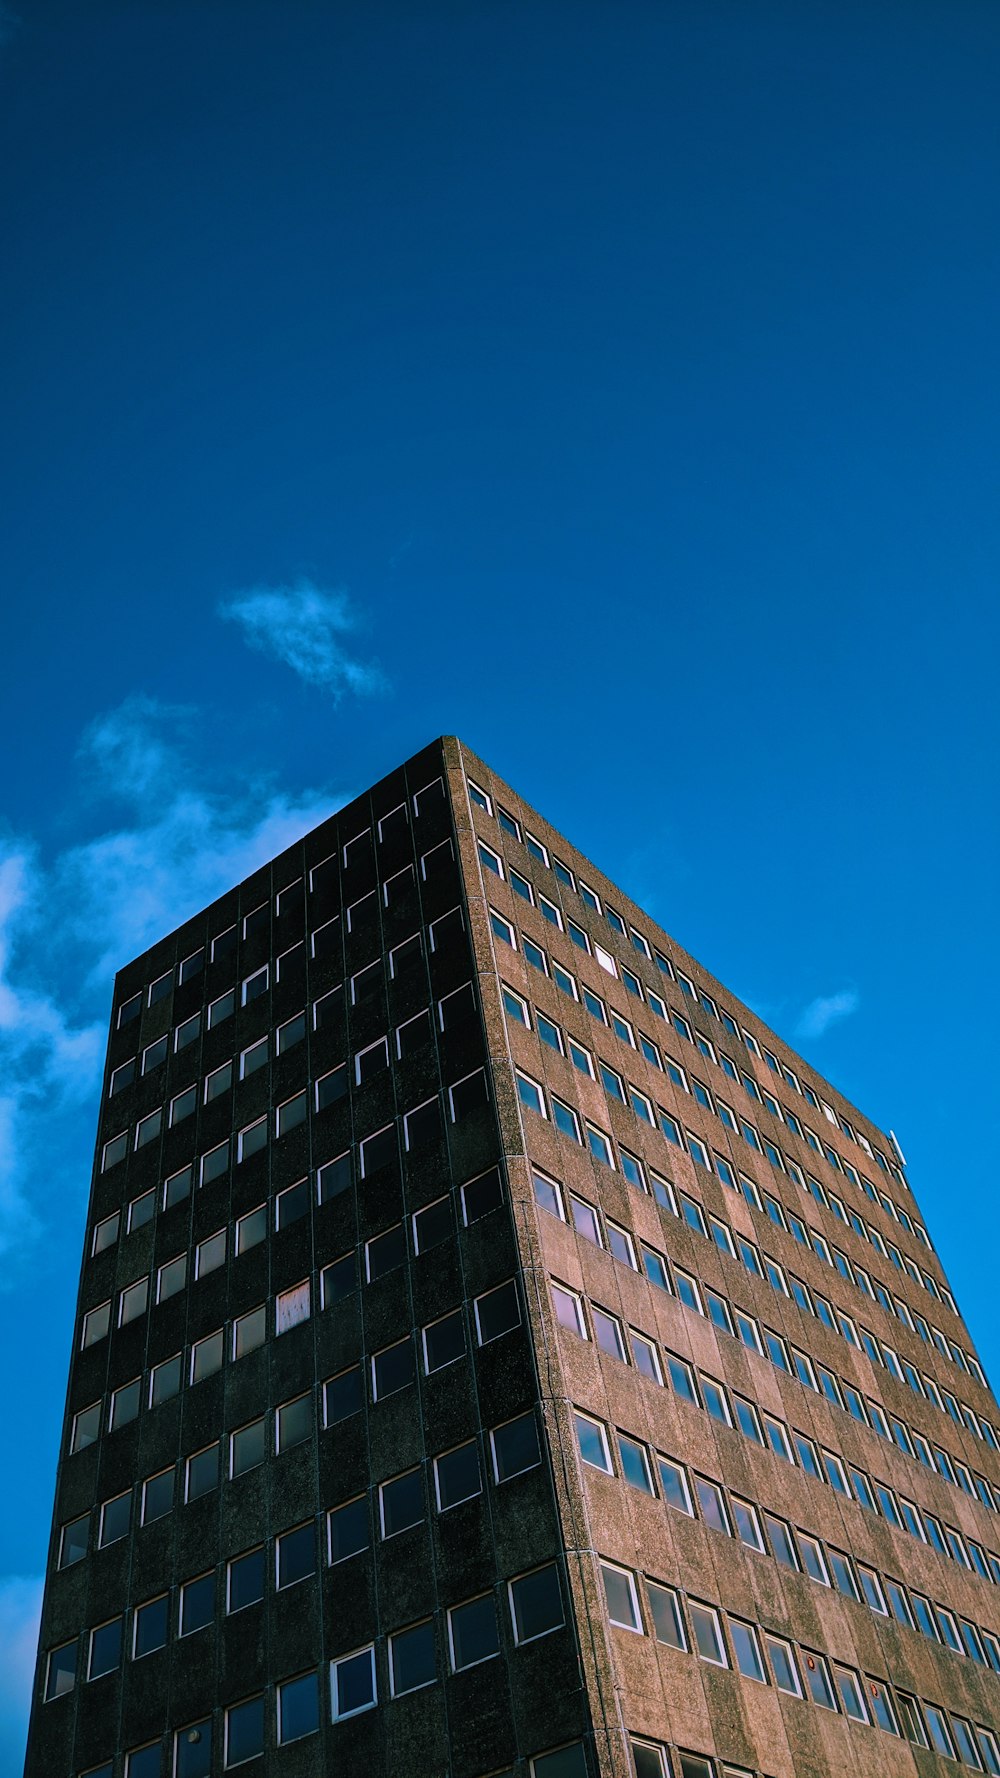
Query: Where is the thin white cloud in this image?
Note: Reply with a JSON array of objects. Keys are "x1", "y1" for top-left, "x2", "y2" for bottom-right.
[
  {"x1": 0, "y1": 697, "x2": 344, "y2": 1267},
  {"x1": 0, "y1": 1574, "x2": 43, "y2": 1774},
  {"x1": 218, "y1": 580, "x2": 388, "y2": 699},
  {"x1": 795, "y1": 988, "x2": 860, "y2": 1040}
]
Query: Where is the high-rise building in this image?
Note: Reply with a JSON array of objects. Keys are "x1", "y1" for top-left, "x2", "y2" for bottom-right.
[{"x1": 24, "y1": 736, "x2": 1000, "y2": 1778}]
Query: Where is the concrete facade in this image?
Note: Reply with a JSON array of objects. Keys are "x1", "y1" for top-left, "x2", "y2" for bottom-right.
[{"x1": 23, "y1": 737, "x2": 1000, "y2": 1778}]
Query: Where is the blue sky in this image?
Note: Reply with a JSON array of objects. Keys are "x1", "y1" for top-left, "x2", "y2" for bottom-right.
[{"x1": 1, "y1": 0, "x2": 998, "y2": 1762}]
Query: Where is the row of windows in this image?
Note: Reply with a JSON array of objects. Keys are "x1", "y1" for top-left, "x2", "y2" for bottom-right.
[
  {"x1": 631, "y1": 1750, "x2": 775, "y2": 1778},
  {"x1": 515, "y1": 1061, "x2": 995, "y2": 1467},
  {"x1": 607, "y1": 1565, "x2": 999, "y2": 1772},
  {"x1": 85, "y1": 1166, "x2": 471, "y2": 1355},
  {"x1": 507, "y1": 983, "x2": 980, "y2": 1387},
  {"x1": 495, "y1": 940, "x2": 940, "y2": 1304},
  {"x1": 505, "y1": 971, "x2": 936, "y2": 1283},
  {"x1": 70, "y1": 1266, "x2": 521, "y2": 1456},
  {"x1": 102, "y1": 1041, "x2": 487, "y2": 1177},
  {"x1": 469, "y1": 777, "x2": 910, "y2": 1196},
  {"x1": 53, "y1": 1408, "x2": 543, "y2": 1684},
  {"x1": 79, "y1": 1739, "x2": 586, "y2": 1778},
  {"x1": 61, "y1": 1363, "x2": 535, "y2": 1572},
  {"x1": 107, "y1": 907, "x2": 467, "y2": 1144},
  {"x1": 541, "y1": 1168, "x2": 1000, "y2": 1523},
  {"x1": 48, "y1": 1558, "x2": 565, "y2": 1704},
  {"x1": 111, "y1": 853, "x2": 462, "y2": 1102},
  {"x1": 91, "y1": 992, "x2": 481, "y2": 1265},
  {"x1": 100, "y1": 1065, "x2": 488, "y2": 1256},
  {"x1": 113, "y1": 781, "x2": 450, "y2": 1028},
  {"x1": 550, "y1": 1271, "x2": 1000, "y2": 1590},
  {"x1": 574, "y1": 1406, "x2": 1000, "y2": 1676}
]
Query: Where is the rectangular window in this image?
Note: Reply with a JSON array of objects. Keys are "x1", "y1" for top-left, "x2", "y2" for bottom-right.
[{"x1": 690, "y1": 1601, "x2": 727, "y2": 1666}]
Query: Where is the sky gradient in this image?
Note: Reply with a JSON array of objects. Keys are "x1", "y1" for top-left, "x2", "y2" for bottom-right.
[{"x1": 2, "y1": 3, "x2": 998, "y2": 1766}]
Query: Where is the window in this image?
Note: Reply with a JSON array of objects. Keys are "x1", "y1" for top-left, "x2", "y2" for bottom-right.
[
  {"x1": 766, "y1": 1635, "x2": 801, "y2": 1696},
  {"x1": 491, "y1": 1410, "x2": 540, "y2": 1481},
  {"x1": 449, "y1": 1595, "x2": 500, "y2": 1670},
  {"x1": 593, "y1": 1308, "x2": 627, "y2": 1362},
  {"x1": 207, "y1": 989, "x2": 236, "y2": 1033},
  {"x1": 118, "y1": 989, "x2": 142, "y2": 1027},
  {"x1": 277, "y1": 1522, "x2": 316, "y2": 1588},
  {"x1": 163, "y1": 1165, "x2": 191, "y2": 1210},
  {"x1": 475, "y1": 1279, "x2": 520, "y2": 1343},
  {"x1": 231, "y1": 1417, "x2": 266, "y2": 1477},
  {"x1": 765, "y1": 1516, "x2": 798, "y2": 1571},
  {"x1": 360, "y1": 1126, "x2": 395, "y2": 1176},
  {"x1": 186, "y1": 1443, "x2": 219, "y2": 1501},
  {"x1": 732, "y1": 1497, "x2": 764, "y2": 1553},
  {"x1": 226, "y1": 1547, "x2": 265, "y2": 1614},
  {"x1": 274, "y1": 1012, "x2": 305, "y2": 1058},
  {"x1": 832, "y1": 1664, "x2": 864, "y2": 1721},
  {"x1": 194, "y1": 1229, "x2": 226, "y2": 1281},
  {"x1": 799, "y1": 1536, "x2": 829, "y2": 1586},
  {"x1": 730, "y1": 1619, "x2": 766, "y2": 1682},
  {"x1": 450, "y1": 1068, "x2": 489, "y2": 1120},
  {"x1": 372, "y1": 1337, "x2": 414, "y2": 1399},
  {"x1": 178, "y1": 1573, "x2": 214, "y2": 1639},
  {"x1": 277, "y1": 1393, "x2": 313, "y2": 1451},
  {"x1": 276, "y1": 1280, "x2": 310, "y2": 1334},
  {"x1": 690, "y1": 1602, "x2": 727, "y2": 1666},
  {"x1": 390, "y1": 1620, "x2": 436, "y2": 1696},
  {"x1": 170, "y1": 1084, "x2": 197, "y2": 1127},
  {"x1": 242, "y1": 966, "x2": 268, "y2": 1005},
  {"x1": 630, "y1": 1331, "x2": 662, "y2": 1382},
  {"x1": 619, "y1": 1436, "x2": 655, "y2": 1494},
  {"x1": 327, "y1": 1496, "x2": 368, "y2": 1565},
  {"x1": 112, "y1": 1377, "x2": 142, "y2": 1425},
  {"x1": 575, "y1": 1412, "x2": 612, "y2": 1472},
  {"x1": 601, "y1": 1562, "x2": 642, "y2": 1631},
  {"x1": 803, "y1": 1651, "x2": 837, "y2": 1710},
  {"x1": 320, "y1": 1253, "x2": 356, "y2": 1308},
  {"x1": 423, "y1": 1308, "x2": 465, "y2": 1373},
  {"x1": 404, "y1": 1097, "x2": 442, "y2": 1151},
  {"x1": 435, "y1": 1440, "x2": 481, "y2": 1510},
  {"x1": 667, "y1": 1354, "x2": 698, "y2": 1405},
  {"x1": 695, "y1": 1476, "x2": 729, "y2": 1534},
  {"x1": 92, "y1": 1211, "x2": 120, "y2": 1254},
  {"x1": 142, "y1": 1468, "x2": 173, "y2": 1523},
  {"x1": 276, "y1": 1177, "x2": 309, "y2": 1231},
  {"x1": 232, "y1": 1207, "x2": 266, "y2": 1261},
  {"x1": 133, "y1": 1594, "x2": 168, "y2": 1659},
  {"x1": 202, "y1": 1137, "x2": 230, "y2": 1179},
  {"x1": 510, "y1": 1564, "x2": 564, "y2": 1643},
  {"x1": 330, "y1": 1645, "x2": 377, "y2": 1719},
  {"x1": 59, "y1": 1513, "x2": 89, "y2": 1568},
  {"x1": 658, "y1": 1457, "x2": 693, "y2": 1515},
  {"x1": 82, "y1": 1301, "x2": 111, "y2": 1347},
  {"x1": 225, "y1": 1694, "x2": 265, "y2": 1766},
  {"x1": 176, "y1": 1011, "x2": 200, "y2": 1052},
  {"x1": 135, "y1": 1108, "x2": 162, "y2": 1150},
  {"x1": 98, "y1": 1491, "x2": 130, "y2": 1547},
  {"x1": 277, "y1": 1672, "x2": 320, "y2": 1745},
  {"x1": 45, "y1": 1639, "x2": 78, "y2": 1699}
]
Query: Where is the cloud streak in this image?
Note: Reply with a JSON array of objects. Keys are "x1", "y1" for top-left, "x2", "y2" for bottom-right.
[
  {"x1": 795, "y1": 988, "x2": 859, "y2": 1040},
  {"x1": 218, "y1": 580, "x2": 388, "y2": 699},
  {"x1": 0, "y1": 696, "x2": 344, "y2": 1268}
]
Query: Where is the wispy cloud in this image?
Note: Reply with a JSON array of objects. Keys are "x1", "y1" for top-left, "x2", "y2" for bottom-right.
[
  {"x1": 795, "y1": 988, "x2": 860, "y2": 1040},
  {"x1": 218, "y1": 580, "x2": 388, "y2": 699},
  {"x1": 0, "y1": 1574, "x2": 43, "y2": 1774},
  {"x1": 0, "y1": 697, "x2": 343, "y2": 1268}
]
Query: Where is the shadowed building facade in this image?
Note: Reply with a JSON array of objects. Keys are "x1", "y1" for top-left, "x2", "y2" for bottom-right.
[{"x1": 23, "y1": 736, "x2": 1000, "y2": 1778}]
